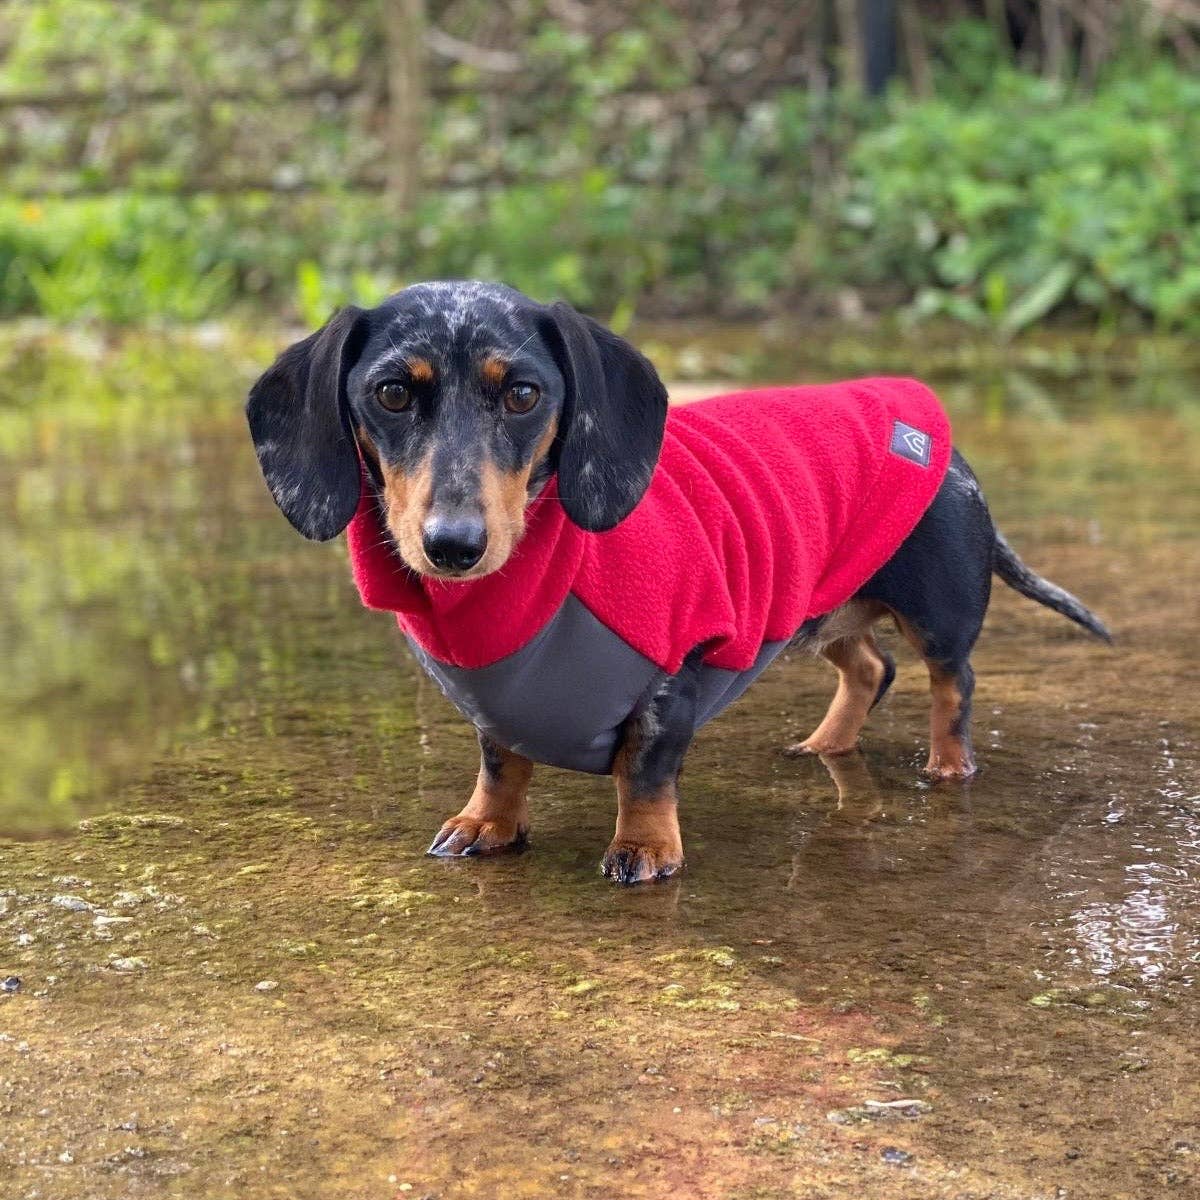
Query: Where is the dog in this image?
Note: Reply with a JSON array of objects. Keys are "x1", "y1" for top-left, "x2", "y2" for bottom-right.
[{"x1": 246, "y1": 281, "x2": 1111, "y2": 885}]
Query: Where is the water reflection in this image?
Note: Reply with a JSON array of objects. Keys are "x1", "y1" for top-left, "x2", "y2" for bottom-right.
[
  {"x1": 783, "y1": 746, "x2": 1200, "y2": 991},
  {"x1": 0, "y1": 333, "x2": 389, "y2": 834},
  {"x1": 3, "y1": 329, "x2": 1199, "y2": 1196},
  {"x1": 1042, "y1": 790, "x2": 1200, "y2": 987},
  {"x1": 2, "y1": 329, "x2": 1198, "y2": 1005}
]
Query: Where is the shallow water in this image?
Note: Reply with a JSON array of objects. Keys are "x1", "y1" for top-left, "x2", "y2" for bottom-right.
[{"x1": 1, "y1": 328, "x2": 1198, "y2": 1198}]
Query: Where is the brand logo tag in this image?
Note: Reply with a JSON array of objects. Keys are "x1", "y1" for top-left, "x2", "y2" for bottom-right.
[{"x1": 890, "y1": 420, "x2": 932, "y2": 467}]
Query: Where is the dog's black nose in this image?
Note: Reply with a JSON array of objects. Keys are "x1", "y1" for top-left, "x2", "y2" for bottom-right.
[{"x1": 422, "y1": 516, "x2": 487, "y2": 572}]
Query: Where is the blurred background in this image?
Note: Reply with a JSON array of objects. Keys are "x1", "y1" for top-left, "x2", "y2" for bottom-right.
[
  {"x1": 1, "y1": 3, "x2": 1197, "y2": 835},
  {"x1": 2, "y1": 0, "x2": 1200, "y2": 331}
]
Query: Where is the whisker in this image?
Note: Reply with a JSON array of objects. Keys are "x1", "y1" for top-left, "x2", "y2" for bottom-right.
[{"x1": 510, "y1": 330, "x2": 538, "y2": 358}]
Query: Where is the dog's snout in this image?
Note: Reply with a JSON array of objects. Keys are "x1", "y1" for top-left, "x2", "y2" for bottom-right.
[{"x1": 422, "y1": 515, "x2": 488, "y2": 572}]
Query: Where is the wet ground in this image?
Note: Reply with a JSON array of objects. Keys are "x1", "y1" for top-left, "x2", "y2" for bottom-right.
[{"x1": 1, "y1": 326, "x2": 1198, "y2": 1199}]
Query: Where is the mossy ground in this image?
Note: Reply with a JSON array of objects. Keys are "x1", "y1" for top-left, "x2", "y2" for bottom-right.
[{"x1": 2, "y1": 330, "x2": 1198, "y2": 1198}]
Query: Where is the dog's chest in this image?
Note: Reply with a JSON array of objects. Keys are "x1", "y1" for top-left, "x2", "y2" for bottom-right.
[{"x1": 407, "y1": 594, "x2": 787, "y2": 774}]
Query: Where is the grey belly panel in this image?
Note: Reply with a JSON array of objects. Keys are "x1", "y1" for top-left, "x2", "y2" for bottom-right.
[
  {"x1": 694, "y1": 639, "x2": 789, "y2": 727},
  {"x1": 407, "y1": 595, "x2": 664, "y2": 774},
  {"x1": 407, "y1": 594, "x2": 790, "y2": 774}
]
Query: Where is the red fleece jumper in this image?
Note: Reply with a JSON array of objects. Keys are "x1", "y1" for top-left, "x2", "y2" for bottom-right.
[{"x1": 346, "y1": 377, "x2": 952, "y2": 771}]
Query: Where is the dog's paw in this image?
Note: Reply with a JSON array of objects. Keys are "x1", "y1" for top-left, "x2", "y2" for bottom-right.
[
  {"x1": 923, "y1": 761, "x2": 977, "y2": 782},
  {"x1": 781, "y1": 738, "x2": 857, "y2": 758},
  {"x1": 599, "y1": 839, "x2": 683, "y2": 885},
  {"x1": 427, "y1": 815, "x2": 528, "y2": 858}
]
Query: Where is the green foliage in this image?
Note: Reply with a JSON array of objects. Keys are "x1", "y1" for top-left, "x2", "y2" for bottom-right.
[
  {"x1": 407, "y1": 172, "x2": 674, "y2": 314},
  {"x1": 0, "y1": 197, "x2": 236, "y2": 322},
  {"x1": 1, "y1": 9, "x2": 1198, "y2": 331},
  {"x1": 843, "y1": 64, "x2": 1200, "y2": 332}
]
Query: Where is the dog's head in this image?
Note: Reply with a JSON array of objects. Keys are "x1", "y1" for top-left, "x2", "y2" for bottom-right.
[{"x1": 247, "y1": 282, "x2": 668, "y2": 578}]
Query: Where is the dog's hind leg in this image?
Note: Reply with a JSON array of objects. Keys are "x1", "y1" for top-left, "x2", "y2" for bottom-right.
[
  {"x1": 427, "y1": 731, "x2": 532, "y2": 857},
  {"x1": 853, "y1": 449, "x2": 992, "y2": 779},
  {"x1": 783, "y1": 599, "x2": 894, "y2": 757},
  {"x1": 895, "y1": 617, "x2": 977, "y2": 780},
  {"x1": 784, "y1": 630, "x2": 893, "y2": 757}
]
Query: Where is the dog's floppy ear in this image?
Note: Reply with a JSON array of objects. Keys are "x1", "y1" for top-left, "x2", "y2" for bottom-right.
[
  {"x1": 537, "y1": 301, "x2": 668, "y2": 532},
  {"x1": 246, "y1": 305, "x2": 367, "y2": 541}
]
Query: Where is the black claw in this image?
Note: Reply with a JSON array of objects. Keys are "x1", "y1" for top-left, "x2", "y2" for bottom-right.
[
  {"x1": 430, "y1": 823, "x2": 529, "y2": 859},
  {"x1": 427, "y1": 827, "x2": 468, "y2": 857},
  {"x1": 600, "y1": 847, "x2": 683, "y2": 885}
]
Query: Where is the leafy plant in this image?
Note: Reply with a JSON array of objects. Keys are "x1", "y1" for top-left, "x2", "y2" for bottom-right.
[
  {"x1": 842, "y1": 63, "x2": 1200, "y2": 332},
  {"x1": 1, "y1": 19, "x2": 1198, "y2": 331}
]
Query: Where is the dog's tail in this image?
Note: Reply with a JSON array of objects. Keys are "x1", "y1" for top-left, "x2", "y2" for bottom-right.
[{"x1": 992, "y1": 531, "x2": 1112, "y2": 643}]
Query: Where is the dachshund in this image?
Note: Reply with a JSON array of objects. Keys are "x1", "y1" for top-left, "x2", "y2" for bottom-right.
[{"x1": 247, "y1": 281, "x2": 1110, "y2": 884}]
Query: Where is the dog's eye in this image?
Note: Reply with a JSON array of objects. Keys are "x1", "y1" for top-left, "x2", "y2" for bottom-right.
[
  {"x1": 503, "y1": 383, "x2": 540, "y2": 415},
  {"x1": 376, "y1": 381, "x2": 413, "y2": 413}
]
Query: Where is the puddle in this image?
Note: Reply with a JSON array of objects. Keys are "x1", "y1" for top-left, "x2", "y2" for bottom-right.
[{"x1": 1, "y1": 328, "x2": 1198, "y2": 1198}]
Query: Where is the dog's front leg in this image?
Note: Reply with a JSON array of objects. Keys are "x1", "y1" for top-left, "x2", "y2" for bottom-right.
[
  {"x1": 600, "y1": 652, "x2": 702, "y2": 885},
  {"x1": 427, "y1": 731, "x2": 532, "y2": 857}
]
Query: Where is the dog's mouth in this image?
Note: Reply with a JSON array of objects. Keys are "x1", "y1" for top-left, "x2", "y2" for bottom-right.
[
  {"x1": 376, "y1": 482, "x2": 523, "y2": 583},
  {"x1": 409, "y1": 558, "x2": 495, "y2": 582},
  {"x1": 385, "y1": 533, "x2": 507, "y2": 583}
]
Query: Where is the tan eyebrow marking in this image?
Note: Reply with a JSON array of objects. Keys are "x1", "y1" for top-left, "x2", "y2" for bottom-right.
[
  {"x1": 480, "y1": 354, "x2": 509, "y2": 387},
  {"x1": 406, "y1": 357, "x2": 435, "y2": 384}
]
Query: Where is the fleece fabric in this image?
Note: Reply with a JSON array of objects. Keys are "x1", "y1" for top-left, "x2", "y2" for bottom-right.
[{"x1": 348, "y1": 377, "x2": 951, "y2": 676}]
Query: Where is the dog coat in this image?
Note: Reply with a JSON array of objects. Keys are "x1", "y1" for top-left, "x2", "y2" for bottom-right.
[{"x1": 348, "y1": 377, "x2": 951, "y2": 773}]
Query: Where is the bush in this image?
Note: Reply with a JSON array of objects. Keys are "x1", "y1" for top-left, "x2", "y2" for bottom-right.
[
  {"x1": 842, "y1": 64, "x2": 1200, "y2": 331},
  {"x1": 1, "y1": 46, "x2": 1198, "y2": 331},
  {"x1": 0, "y1": 197, "x2": 236, "y2": 322}
]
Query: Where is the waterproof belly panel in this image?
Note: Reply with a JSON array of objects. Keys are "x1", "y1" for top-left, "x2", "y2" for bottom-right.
[{"x1": 410, "y1": 595, "x2": 788, "y2": 773}]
